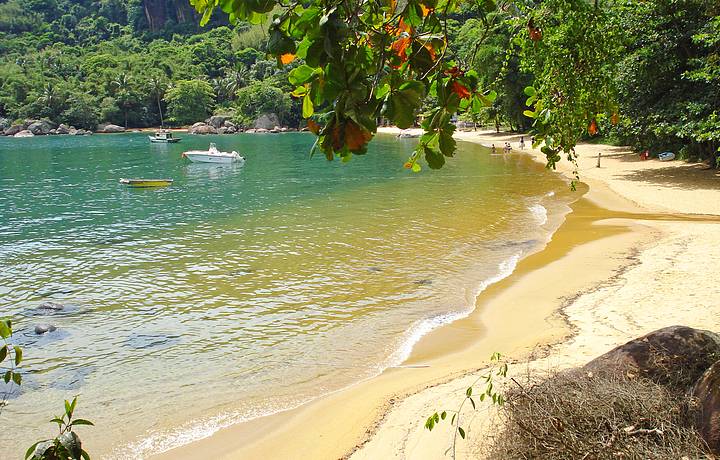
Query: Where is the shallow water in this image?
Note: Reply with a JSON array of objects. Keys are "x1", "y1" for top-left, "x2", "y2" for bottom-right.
[{"x1": 0, "y1": 132, "x2": 570, "y2": 458}]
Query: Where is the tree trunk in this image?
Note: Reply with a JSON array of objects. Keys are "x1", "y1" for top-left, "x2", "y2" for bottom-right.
[{"x1": 157, "y1": 95, "x2": 164, "y2": 128}]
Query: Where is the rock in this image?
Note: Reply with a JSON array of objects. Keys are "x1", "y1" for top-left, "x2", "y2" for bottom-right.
[
  {"x1": 692, "y1": 360, "x2": 720, "y2": 453},
  {"x1": 96, "y1": 123, "x2": 125, "y2": 133},
  {"x1": 14, "y1": 130, "x2": 34, "y2": 138},
  {"x1": 584, "y1": 325, "x2": 720, "y2": 389},
  {"x1": 223, "y1": 120, "x2": 236, "y2": 128},
  {"x1": 56, "y1": 124, "x2": 70, "y2": 135},
  {"x1": 206, "y1": 115, "x2": 231, "y2": 128},
  {"x1": 225, "y1": 126, "x2": 237, "y2": 134},
  {"x1": 254, "y1": 113, "x2": 280, "y2": 130},
  {"x1": 38, "y1": 302, "x2": 65, "y2": 311},
  {"x1": 255, "y1": 128, "x2": 269, "y2": 133},
  {"x1": 4, "y1": 124, "x2": 26, "y2": 136},
  {"x1": 217, "y1": 127, "x2": 228, "y2": 135},
  {"x1": 34, "y1": 324, "x2": 57, "y2": 335},
  {"x1": 244, "y1": 128, "x2": 257, "y2": 134},
  {"x1": 188, "y1": 123, "x2": 217, "y2": 135},
  {"x1": 191, "y1": 121, "x2": 206, "y2": 129},
  {"x1": 27, "y1": 120, "x2": 56, "y2": 135}
]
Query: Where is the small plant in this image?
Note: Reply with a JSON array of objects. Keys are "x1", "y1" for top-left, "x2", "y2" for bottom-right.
[
  {"x1": 0, "y1": 318, "x2": 22, "y2": 413},
  {"x1": 425, "y1": 352, "x2": 508, "y2": 459},
  {"x1": 26, "y1": 396, "x2": 94, "y2": 460}
]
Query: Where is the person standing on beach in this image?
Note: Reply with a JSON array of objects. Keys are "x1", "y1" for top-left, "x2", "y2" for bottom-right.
[
  {"x1": 519, "y1": 136, "x2": 525, "y2": 150},
  {"x1": 491, "y1": 144, "x2": 497, "y2": 154}
]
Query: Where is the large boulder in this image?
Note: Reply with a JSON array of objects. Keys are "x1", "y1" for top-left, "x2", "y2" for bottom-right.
[
  {"x1": 584, "y1": 325, "x2": 720, "y2": 389},
  {"x1": 4, "y1": 124, "x2": 26, "y2": 136},
  {"x1": 223, "y1": 120, "x2": 236, "y2": 129},
  {"x1": 27, "y1": 120, "x2": 56, "y2": 135},
  {"x1": 692, "y1": 359, "x2": 720, "y2": 454},
  {"x1": 188, "y1": 123, "x2": 217, "y2": 135},
  {"x1": 254, "y1": 113, "x2": 280, "y2": 130},
  {"x1": 206, "y1": 115, "x2": 231, "y2": 128},
  {"x1": 14, "y1": 130, "x2": 34, "y2": 138},
  {"x1": 56, "y1": 124, "x2": 71, "y2": 135},
  {"x1": 217, "y1": 127, "x2": 228, "y2": 135},
  {"x1": 96, "y1": 123, "x2": 126, "y2": 133}
]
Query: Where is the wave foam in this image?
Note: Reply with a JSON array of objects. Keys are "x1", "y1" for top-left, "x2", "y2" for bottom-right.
[{"x1": 529, "y1": 204, "x2": 548, "y2": 226}]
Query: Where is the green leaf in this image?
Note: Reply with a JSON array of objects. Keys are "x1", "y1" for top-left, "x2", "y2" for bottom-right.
[
  {"x1": 302, "y1": 93, "x2": 314, "y2": 118},
  {"x1": 411, "y1": 162, "x2": 422, "y2": 173},
  {"x1": 484, "y1": 90, "x2": 497, "y2": 102},
  {"x1": 523, "y1": 86, "x2": 536, "y2": 97},
  {"x1": 288, "y1": 65, "x2": 316, "y2": 86},
  {"x1": 0, "y1": 320, "x2": 10, "y2": 339},
  {"x1": 70, "y1": 419, "x2": 94, "y2": 426},
  {"x1": 12, "y1": 371, "x2": 21, "y2": 386},
  {"x1": 375, "y1": 83, "x2": 390, "y2": 100},
  {"x1": 14, "y1": 346, "x2": 22, "y2": 365},
  {"x1": 466, "y1": 387, "x2": 473, "y2": 397},
  {"x1": 81, "y1": 450, "x2": 91, "y2": 460},
  {"x1": 440, "y1": 411, "x2": 446, "y2": 420},
  {"x1": 458, "y1": 427, "x2": 466, "y2": 439},
  {"x1": 451, "y1": 413, "x2": 456, "y2": 425},
  {"x1": 523, "y1": 110, "x2": 536, "y2": 118},
  {"x1": 25, "y1": 441, "x2": 42, "y2": 459},
  {"x1": 424, "y1": 145, "x2": 445, "y2": 169},
  {"x1": 386, "y1": 81, "x2": 426, "y2": 129},
  {"x1": 0, "y1": 345, "x2": 7, "y2": 363},
  {"x1": 3, "y1": 370, "x2": 11, "y2": 384},
  {"x1": 439, "y1": 131, "x2": 456, "y2": 157},
  {"x1": 469, "y1": 397, "x2": 475, "y2": 410}
]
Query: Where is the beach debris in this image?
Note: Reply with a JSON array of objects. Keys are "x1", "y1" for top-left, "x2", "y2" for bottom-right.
[
  {"x1": 414, "y1": 279, "x2": 433, "y2": 286},
  {"x1": 34, "y1": 324, "x2": 57, "y2": 335},
  {"x1": 367, "y1": 266, "x2": 383, "y2": 273}
]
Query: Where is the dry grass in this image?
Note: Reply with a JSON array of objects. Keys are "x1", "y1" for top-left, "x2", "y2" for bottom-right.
[{"x1": 487, "y1": 370, "x2": 709, "y2": 459}]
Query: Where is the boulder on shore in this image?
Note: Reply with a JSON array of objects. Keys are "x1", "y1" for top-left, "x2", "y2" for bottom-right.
[
  {"x1": 14, "y1": 130, "x2": 34, "y2": 138},
  {"x1": 206, "y1": 115, "x2": 231, "y2": 128},
  {"x1": 96, "y1": 123, "x2": 126, "y2": 133},
  {"x1": 27, "y1": 120, "x2": 56, "y2": 135},
  {"x1": 56, "y1": 124, "x2": 71, "y2": 135},
  {"x1": 188, "y1": 123, "x2": 217, "y2": 135},
  {"x1": 692, "y1": 359, "x2": 720, "y2": 454},
  {"x1": 34, "y1": 324, "x2": 57, "y2": 335},
  {"x1": 584, "y1": 325, "x2": 720, "y2": 389},
  {"x1": 4, "y1": 124, "x2": 26, "y2": 136},
  {"x1": 254, "y1": 113, "x2": 280, "y2": 130}
]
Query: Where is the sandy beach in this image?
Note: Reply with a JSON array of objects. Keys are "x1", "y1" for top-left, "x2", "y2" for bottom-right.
[{"x1": 156, "y1": 128, "x2": 720, "y2": 460}]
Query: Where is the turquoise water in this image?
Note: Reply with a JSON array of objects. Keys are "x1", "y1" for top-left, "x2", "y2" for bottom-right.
[{"x1": 0, "y1": 132, "x2": 570, "y2": 458}]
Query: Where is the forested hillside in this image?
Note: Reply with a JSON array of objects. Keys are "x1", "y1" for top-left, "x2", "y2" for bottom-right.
[{"x1": 0, "y1": 0, "x2": 717, "y2": 165}]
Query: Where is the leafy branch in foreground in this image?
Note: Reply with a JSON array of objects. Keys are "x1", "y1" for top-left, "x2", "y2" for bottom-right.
[
  {"x1": 25, "y1": 396, "x2": 94, "y2": 460},
  {"x1": 191, "y1": 0, "x2": 620, "y2": 172},
  {"x1": 425, "y1": 352, "x2": 508, "y2": 459},
  {"x1": 0, "y1": 318, "x2": 23, "y2": 414}
]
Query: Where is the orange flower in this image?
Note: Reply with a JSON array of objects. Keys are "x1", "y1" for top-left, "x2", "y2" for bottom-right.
[
  {"x1": 451, "y1": 81, "x2": 471, "y2": 99},
  {"x1": 404, "y1": 161, "x2": 413, "y2": 169},
  {"x1": 588, "y1": 119, "x2": 598, "y2": 135},
  {"x1": 279, "y1": 53, "x2": 295, "y2": 65}
]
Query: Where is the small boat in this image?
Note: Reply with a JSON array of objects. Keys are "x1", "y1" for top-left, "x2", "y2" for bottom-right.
[
  {"x1": 149, "y1": 130, "x2": 181, "y2": 143},
  {"x1": 181, "y1": 143, "x2": 245, "y2": 164},
  {"x1": 119, "y1": 178, "x2": 173, "y2": 187},
  {"x1": 658, "y1": 151, "x2": 675, "y2": 161}
]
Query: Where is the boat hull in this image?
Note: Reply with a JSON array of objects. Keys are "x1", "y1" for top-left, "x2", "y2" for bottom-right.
[
  {"x1": 182, "y1": 153, "x2": 243, "y2": 164},
  {"x1": 120, "y1": 178, "x2": 173, "y2": 187},
  {"x1": 149, "y1": 136, "x2": 181, "y2": 143}
]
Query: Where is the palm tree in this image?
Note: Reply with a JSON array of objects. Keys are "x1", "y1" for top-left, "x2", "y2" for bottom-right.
[
  {"x1": 111, "y1": 73, "x2": 133, "y2": 129},
  {"x1": 224, "y1": 68, "x2": 247, "y2": 99},
  {"x1": 147, "y1": 75, "x2": 168, "y2": 128}
]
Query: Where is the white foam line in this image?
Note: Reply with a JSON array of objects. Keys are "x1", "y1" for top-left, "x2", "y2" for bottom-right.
[
  {"x1": 529, "y1": 204, "x2": 548, "y2": 226},
  {"x1": 113, "y1": 254, "x2": 523, "y2": 460}
]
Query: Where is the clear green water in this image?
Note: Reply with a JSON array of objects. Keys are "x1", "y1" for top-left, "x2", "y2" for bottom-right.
[{"x1": 0, "y1": 132, "x2": 570, "y2": 458}]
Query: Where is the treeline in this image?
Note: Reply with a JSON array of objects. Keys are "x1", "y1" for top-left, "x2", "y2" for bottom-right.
[
  {"x1": 0, "y1": 0, "x2": 300, "y2": 130},
  {"x1": 0, "y1": 0, "x2": 718, "y2": 164}
]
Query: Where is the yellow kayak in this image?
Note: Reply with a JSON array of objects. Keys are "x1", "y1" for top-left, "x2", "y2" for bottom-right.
[{"x1": 119, "y1": 178, "x2": 173, "y2": 187}]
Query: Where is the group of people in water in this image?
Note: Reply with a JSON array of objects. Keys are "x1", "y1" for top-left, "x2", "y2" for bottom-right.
[{"x1": 490, "y1": 136, "x2": 526, "y2": 154}]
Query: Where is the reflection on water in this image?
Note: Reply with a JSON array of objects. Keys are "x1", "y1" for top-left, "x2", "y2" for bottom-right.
[{"x1": 0, "y1": 132, "x2": 571, "y2": 458}]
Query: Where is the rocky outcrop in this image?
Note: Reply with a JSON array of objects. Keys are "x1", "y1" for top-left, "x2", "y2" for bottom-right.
[
  {"x1": 14, "y1": 130, "x2": 34, "y2": 138},
  {"x1": 206, "y1": 115, "x2": 231, "y2": 128},
  {"x1": 56, "y1": 124, "x2": 71, "y2": 135},
  {"x1": 34, "y1": 324, "x2": 57, "y2": 334},
  {"x1": 692, "y1": 360, "x2": 720, "y2": 453},
  {"x1": 188, "y1": 122, "x2": 217, "y2": 135},
  {"x1": 254, "y1": 113, "x2": 280, "y2": 130},
  {"x1": 584, "y1": 325, "x2": 720, "y2": 389},
  {"x1": 96, "y1": 123, "x2": 125, "y2": 133},
  {"x1": 4, "y1": 123, "x2": 26, "y2": 136},
  {"x1": 27, "y1": 120, "x2": 56, "y2": 135}
]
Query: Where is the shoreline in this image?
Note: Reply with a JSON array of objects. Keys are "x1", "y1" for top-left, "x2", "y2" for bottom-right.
[{"x1": 154, "y1": 128, "x2": 720, "y2": 459}]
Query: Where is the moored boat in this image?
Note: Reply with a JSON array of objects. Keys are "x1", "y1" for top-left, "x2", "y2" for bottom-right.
[
  {"x1": 658, "y1": 151, "x2": 675, "y2": 161},
  {"x1": 181, "y1": 143, "x2": 245, "y2": 164},
  {"x1": 119, "y1": 178, "x2": 173, "y2": 187},
  {"x1": 149, "y1": 130, "x2": 181, "y2": 143}
]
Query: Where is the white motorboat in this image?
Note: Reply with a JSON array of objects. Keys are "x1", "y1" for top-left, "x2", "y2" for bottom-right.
[
  {"x1": 149, "y1": 130, "x2": 180, "y2": 143},
  {"x1": 181, "y1": 143, "x2": 245, "y2": 164}
]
